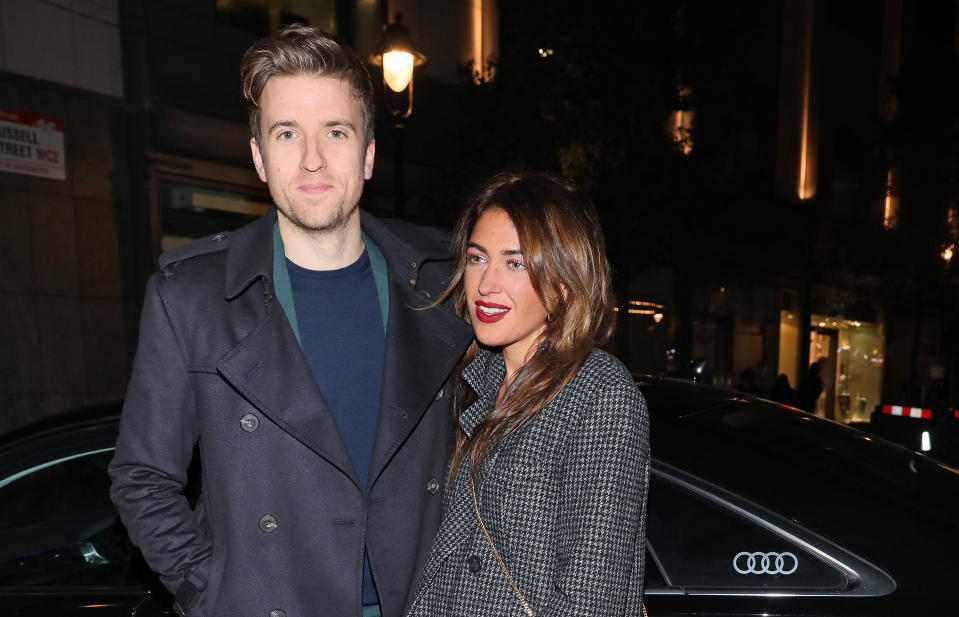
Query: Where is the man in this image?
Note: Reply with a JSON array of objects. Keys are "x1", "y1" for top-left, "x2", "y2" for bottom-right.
[{"x1": 109, "y1": 25, "x2": 472, "y2": 617}]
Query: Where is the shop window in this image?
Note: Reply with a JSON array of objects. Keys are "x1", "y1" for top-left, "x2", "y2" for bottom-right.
[{"x1": 810, "y1": 315, "x2": 884, "y2": 423}]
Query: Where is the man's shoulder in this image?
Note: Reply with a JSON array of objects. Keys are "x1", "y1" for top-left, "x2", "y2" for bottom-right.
[
  {"x1": 158, "y1": 231, "x2": 232, "y2": 274},
  {"x1": 361, "y1": 211, "x2": 451, "y2": 263}
]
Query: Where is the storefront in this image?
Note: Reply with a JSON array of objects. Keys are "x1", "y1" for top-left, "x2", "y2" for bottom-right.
[{"x1": 779, "y1": 296, "x2": 885, "y2": 424}]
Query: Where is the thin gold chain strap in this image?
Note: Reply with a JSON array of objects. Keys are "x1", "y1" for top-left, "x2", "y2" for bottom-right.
[{"x1": 469, "y1": 474, "x2": 535, "y2": 617}]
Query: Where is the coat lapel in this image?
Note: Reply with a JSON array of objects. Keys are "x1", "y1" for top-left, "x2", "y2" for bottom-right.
[
  {"x1": 217, "y1": 307, "x2": 359, "y2": 484},
  {"x1": 368, "y1": 273, "x2": 473, "y2": 486},
  {"x1": 216, "y1": 211, "x2": 358, "y2": 485}
]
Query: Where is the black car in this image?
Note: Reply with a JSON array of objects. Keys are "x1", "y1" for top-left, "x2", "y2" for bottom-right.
[
  {"x1": 0, "y1": 403, "x2": 174, "y2": 615},
  {"x1": 1, "y1": 383, "x2": 957, "y2": 616},
  {"x1": 639, "y1": 377, "x2": 959, "y2": 617}
]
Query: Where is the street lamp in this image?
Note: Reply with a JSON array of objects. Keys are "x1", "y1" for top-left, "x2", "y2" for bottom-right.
[{"x1": 369, "y1": 13, "x2": 427, "y2": 219}]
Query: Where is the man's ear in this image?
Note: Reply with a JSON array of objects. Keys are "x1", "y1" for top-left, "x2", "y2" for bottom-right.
[
  {"x1": 364, "y1": 139, "x2": 375, "y2": 180},
  {"x1": 250, "y1": 137, "x2": 267, "y2": 182}
]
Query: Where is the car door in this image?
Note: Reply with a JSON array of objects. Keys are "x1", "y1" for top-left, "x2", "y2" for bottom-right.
[
  {"x1": 0, "y1": 418, "x2": 173, "y2": 616},
  {"x1": 642, "y1": 463, "x2": 895, "y2": 617}
]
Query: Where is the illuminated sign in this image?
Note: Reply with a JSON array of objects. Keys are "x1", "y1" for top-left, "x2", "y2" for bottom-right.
[{"x1": 0, "y1": 108, "x2": 65, "y2": 180}]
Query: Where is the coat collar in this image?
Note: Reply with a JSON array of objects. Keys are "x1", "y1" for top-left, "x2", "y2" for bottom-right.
[
  {"x1": 459, "y1": 349, "x2": 505, "y2": 438},
  {"x1": 224, "y1": 207, "x2": 275, "y2": 299},
  {"x1": 222, "y1": 207, "x2": 451, "y2": 299}
]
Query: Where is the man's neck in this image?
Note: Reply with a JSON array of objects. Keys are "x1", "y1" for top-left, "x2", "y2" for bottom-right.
[{"x1": 278, "y1": 213, "x2": 365, "y2": 271}]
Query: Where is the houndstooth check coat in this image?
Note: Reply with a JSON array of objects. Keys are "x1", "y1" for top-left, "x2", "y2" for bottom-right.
[{"x1": 406, "y1": 347, "x2": 650, "y2": 617}]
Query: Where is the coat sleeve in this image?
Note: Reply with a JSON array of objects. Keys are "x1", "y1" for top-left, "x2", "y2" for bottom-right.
[
  {"x1": 108, "y1": 274, "x2": 212, "y2": 614},
  {"x1": 542, "y1": 376, "x2": 650, "y2": 617}
]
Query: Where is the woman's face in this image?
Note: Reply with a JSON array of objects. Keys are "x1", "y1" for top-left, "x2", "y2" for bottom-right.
[{"x1": 464, "y1": 207, "x2": 549, "y2": 371}]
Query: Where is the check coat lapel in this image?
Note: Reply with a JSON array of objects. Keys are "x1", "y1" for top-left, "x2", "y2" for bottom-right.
[{"x1": 413, "y1": 350, "x2": 503, "y2": 591}]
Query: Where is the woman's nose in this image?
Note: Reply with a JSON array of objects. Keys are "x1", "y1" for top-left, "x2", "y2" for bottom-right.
[{"x1": 477, "y1": 266, "x2": 500, "y2": 296}]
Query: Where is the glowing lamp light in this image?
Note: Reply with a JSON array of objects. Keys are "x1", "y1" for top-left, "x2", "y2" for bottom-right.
[
  {"x1": 383, "y1": 51, "x2": 415, "y2": 92},
  {"x1": 921, "y1": 430, "x2": 932, "y2": 452},
  {"x1": 368, "y1": 14, "x2": 427, "y2": 122}
]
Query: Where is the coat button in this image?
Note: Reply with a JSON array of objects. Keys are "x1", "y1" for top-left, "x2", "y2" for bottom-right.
[
  {"x1": 409, "y1": 278, "x2": 417, "y2": 286},
  {"x1": 240, "y1": 413, "x2": 259, "y2": 432},
  {"x1": 259, "y1": 515, "x2": 278, "y2": 533},
  {"x1": 426, "y1": 477, "x2": 440, "y2": 495},
  {"x1": 467, "y1": 554, "x2": 482, "y2": 573},
  {"x1": 270, "y1": 611, "x2": 286, "y2": 617}
]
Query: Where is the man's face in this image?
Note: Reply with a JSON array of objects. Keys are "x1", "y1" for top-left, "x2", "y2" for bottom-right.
[{"x1": 250, "y1": 74, "x2": 374, "y2": 234}]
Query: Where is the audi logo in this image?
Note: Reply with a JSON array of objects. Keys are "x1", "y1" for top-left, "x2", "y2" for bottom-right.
[{"x1": 733, "y1": 551, "x2": 798, "y2": 575}]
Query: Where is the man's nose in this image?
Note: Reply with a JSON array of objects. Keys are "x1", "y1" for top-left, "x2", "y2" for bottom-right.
[{"x1": 301, "y1": 139, "x2": 326, "y2": 172}]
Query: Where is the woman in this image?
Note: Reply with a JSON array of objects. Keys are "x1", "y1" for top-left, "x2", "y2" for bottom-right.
[{"x1": 408, "y1": 171, "x2": 649, "y2": 616}]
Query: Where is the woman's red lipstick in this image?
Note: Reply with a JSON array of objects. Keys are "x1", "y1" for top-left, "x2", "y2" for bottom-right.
[{"x1": 474, "y1": 300, "x2": 510, "y2": 323}]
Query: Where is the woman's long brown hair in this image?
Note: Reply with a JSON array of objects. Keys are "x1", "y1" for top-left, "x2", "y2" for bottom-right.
[{"x1": 444, "y1": 171, "x2": 616, "y2": 480}]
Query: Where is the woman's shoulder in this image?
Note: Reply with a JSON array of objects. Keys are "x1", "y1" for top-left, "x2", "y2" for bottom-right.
[
  {"x1": 557, "y1": 348, "x2": 644, "y2": 411},
  {"x1": 576, "y1": 348, "x2": 637, "y2": 388},
  {"x1": 557, "y1": 349, "x2": 648, "y2": 437}
]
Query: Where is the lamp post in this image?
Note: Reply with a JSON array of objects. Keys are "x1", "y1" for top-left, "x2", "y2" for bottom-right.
[{"x1": 369, "y1": 14, "x2": 426, "y2": 219}]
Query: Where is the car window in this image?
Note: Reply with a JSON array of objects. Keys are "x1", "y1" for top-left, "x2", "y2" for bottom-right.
[
  {"x1": 0, "y1": 448, "x2": 145, "y2": 588},
  {"x1": 643, "y1": 545, "x2": 667, "y2": 589},
  {"x1": 647, "y1": 471, "x2": 852, "y2": 592}
]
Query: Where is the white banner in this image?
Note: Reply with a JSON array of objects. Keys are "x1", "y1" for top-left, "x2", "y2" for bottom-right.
[{"x1": 0, "y1": 109, "x2": 66, "y2": 180}]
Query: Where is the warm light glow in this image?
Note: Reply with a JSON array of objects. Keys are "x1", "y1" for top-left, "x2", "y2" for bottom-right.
[
  {"x1": 653, "y1": 313, "x2": 664, "y2": 323},
  {"x1": 670, "y1": 110, "x2": 694, "y2": 154},
  {"x1": 669, "y1": 86, "x2": 694, "y2": 155},
  {"x1": 466, "y1": 0, "x2": 497, "y2": 82},
  {"x1": 383, "y1": 51, "x2": 414, "y2": 92},
  {"x1": 797, "y1": 2, "x2": 816, "y2": 200},
  {"x1": 472, "y1": 0, "x2": 484, "y2": 74},
  {"x1": 883, "y1": 169, "x2": 899, "y2": 229},
  {"x1": 942, "y1": 244, "x2": 954, "y2": 263}
]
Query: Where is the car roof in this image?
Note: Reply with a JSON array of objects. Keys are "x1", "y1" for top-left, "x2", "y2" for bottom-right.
[{"x1": 637, "y1": 376, "x2": 959, "y2": 545}]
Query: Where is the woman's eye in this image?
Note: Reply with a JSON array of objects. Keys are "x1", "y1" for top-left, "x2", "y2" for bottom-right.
[
  {"x1": 467, "y1": 253, "x2": 485, "y2": 265},
  {"x1": 507, "y1": 259, "x2": 526, "y2": 270}
]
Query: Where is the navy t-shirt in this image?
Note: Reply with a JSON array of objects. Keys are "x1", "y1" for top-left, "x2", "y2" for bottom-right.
[{"x1": 287, "y1": 248, "x2": 385, "y2": 606}]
